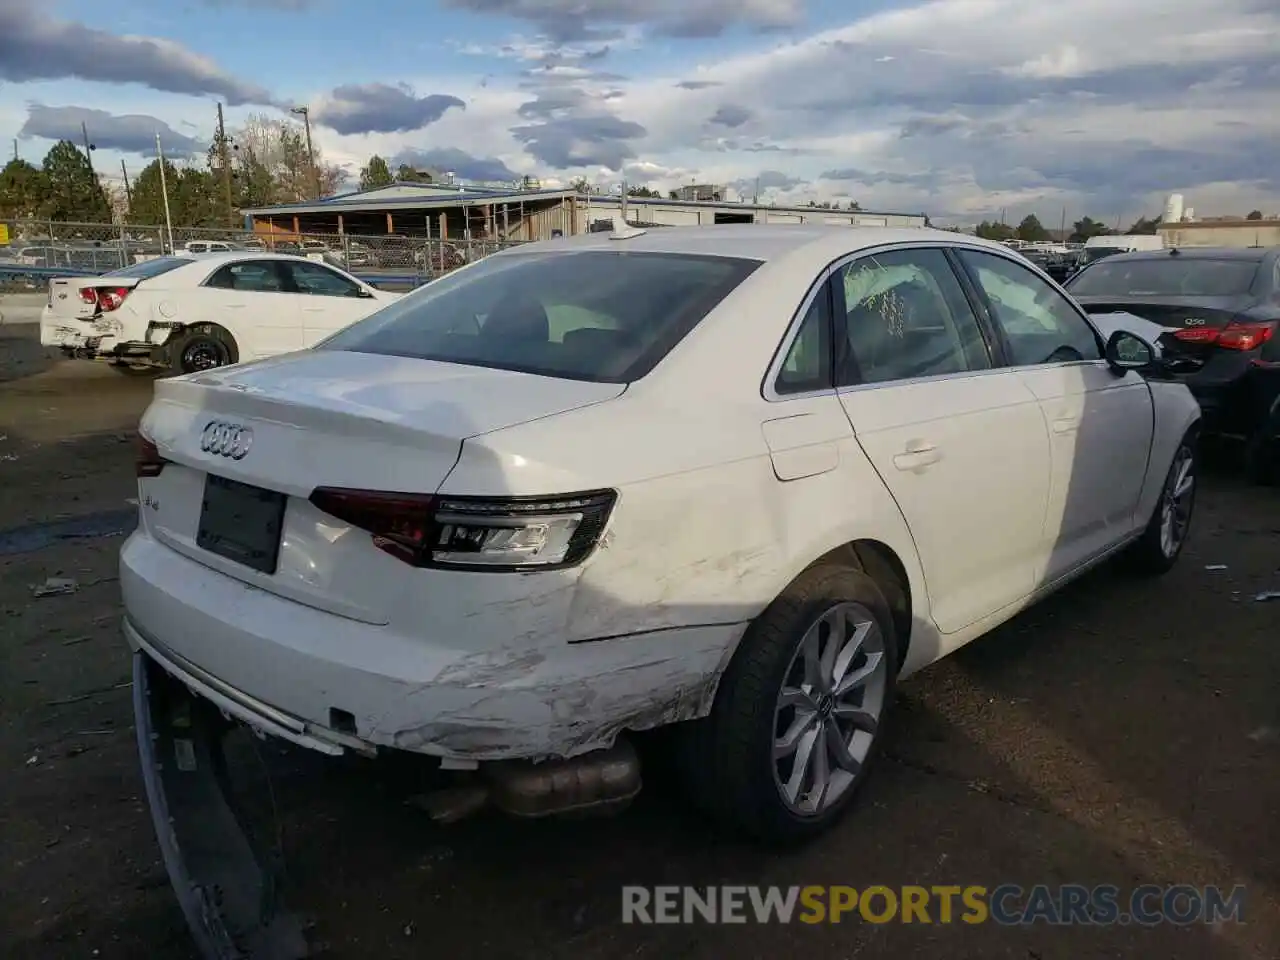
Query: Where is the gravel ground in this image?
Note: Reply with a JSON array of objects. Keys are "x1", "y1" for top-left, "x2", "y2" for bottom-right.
[{"x1": 2, "y1": 316, "x2": 1278, "y2": 960}]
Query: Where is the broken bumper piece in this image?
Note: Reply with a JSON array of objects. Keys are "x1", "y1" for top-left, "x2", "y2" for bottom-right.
[{"x1": 133, "y1": 651, "x2": 310, "y2": 960}]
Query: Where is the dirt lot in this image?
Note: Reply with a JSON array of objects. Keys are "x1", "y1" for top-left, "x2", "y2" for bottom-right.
[{"x1": 2, "y1": 317, "x2": 1279, "y2": 960}]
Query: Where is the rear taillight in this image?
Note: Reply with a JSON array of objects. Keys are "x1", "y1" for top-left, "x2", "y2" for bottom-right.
[
  {"x1": 80, "y1": 286, "x2": 131, "y2": 313},
  {"x1": 136, "y1": 435, "x2": 168, "y2": 478},
  {"x1": 1172, "y1": 321, "x2": 1276, "y2": 351},
  {"x1": 308, "y1": 487, "x2": 616, "y2": 571},
  {"x1": 1216, "y1": 322, "x2": 1274, "y2": 351},
  {"x1": 1172, "y1": 327, "x2": 1220, "y2": 344}
]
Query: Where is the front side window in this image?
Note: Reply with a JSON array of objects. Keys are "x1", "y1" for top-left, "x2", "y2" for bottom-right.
[
  {"x1": 320, "y1": 250, "x2": 761, "y2": 383},
  {"x1": 774, "y1": 280, "x2": 832, "y2": 395},
  {"x1": 956, "y1": 249, "x2": 1102, "y2": 366},
  {"x1": 284, "y1": 260, "x2": 363, "y2": 297},
  {"x1": 835, "y1": 248, "x2": 991, "y2": 385}
]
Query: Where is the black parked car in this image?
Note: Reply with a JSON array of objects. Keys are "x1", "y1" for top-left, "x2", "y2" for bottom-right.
[{"x1": 1064, "y1": 246, "x2": 1280, "y2": 482}]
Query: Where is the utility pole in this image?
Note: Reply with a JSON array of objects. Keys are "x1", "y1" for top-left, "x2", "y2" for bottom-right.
[
  {"x1": 11, "y1": 139, "x2": 17, "y2": 161},
  {"x1": 155, "y1": 133, "x2": 174, "y2": 254},
  {"x1": 216, "y1": 102, "x2": 235, "y2": 227},
  {"x1": 290, "y1": 106, "x2": 319, "y2": 199},
  {"x1": 1060, "y1": 206, "x2": 1066, "y2": 240},
  {"x1": 120, "y1": 159, "x2": 132, "y2": 209},
  {"x1": 80, "y1": 121, "x2": 95, "y2": 175}
]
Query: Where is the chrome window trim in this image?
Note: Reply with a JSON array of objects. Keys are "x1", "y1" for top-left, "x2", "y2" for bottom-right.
[{"x1": 761, "y1": 239, "x2": 1116, "y2": 404}]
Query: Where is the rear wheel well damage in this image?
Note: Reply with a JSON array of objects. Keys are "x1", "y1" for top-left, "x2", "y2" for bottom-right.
[{"x1": 809, "y1": 539, "x2": 914, "y2": 667}]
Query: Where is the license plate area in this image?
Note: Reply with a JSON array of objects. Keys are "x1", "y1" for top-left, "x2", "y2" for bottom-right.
[{"x1": 196, "y1": 475, "x2": 286, "y2": 574}]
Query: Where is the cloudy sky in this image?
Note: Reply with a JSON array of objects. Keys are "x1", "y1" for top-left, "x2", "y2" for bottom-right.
[{"x1": 1, "y1": 0, "x2": 1278, "y2": 224}]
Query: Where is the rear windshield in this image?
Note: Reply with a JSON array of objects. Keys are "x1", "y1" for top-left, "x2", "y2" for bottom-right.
[
  {"x1": 318, "y1": 250, "x2": 762, "y2": 382},
  {"x1": 104, "y1": 257, "x2": 195, "y2": 280},
  {"x1": 1067, "y1": 257, "x2": 1260, "y2": 297}
]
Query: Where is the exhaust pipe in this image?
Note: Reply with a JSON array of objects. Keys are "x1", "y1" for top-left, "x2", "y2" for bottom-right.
[{"x1": 416, "y1": 739, "x2": 642, "y2": 824}]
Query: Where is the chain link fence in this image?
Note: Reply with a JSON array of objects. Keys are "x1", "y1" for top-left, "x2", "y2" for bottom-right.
[{"x1": 0, "y1": 219, "x2": 531, "y2": 281}]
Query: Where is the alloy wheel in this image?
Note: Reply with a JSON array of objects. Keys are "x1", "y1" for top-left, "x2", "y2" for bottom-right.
[
  {"x1": 772, "y1": 601, "x2": 889, "y2": 817},
  {"x1": 1159, "y1": 443, "x2": 1195, "y2": 558}
]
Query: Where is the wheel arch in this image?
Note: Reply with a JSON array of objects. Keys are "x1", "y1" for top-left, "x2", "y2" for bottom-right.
[
  {"x1": 171, "y1": 321, "x2": 240, "y2": 365},
  {"x1": 807, "y1": 539, "x2": 916, "y2": 671}
]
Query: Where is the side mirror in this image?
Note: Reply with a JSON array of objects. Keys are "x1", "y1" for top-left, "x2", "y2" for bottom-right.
[
  {"x1": 1105, "y1": 329, "x2": 1159, "y2": 376},
  {"x1": 356, "y1": 288, "x2": 376, "y2": 299}
]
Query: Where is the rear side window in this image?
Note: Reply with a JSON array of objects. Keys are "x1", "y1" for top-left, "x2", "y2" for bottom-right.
[
  {"x1": 104, "y1": 257, "x2": 194, "y2": 280},
  {"x1": 205, "y1": 261, "x2": 285, "y2": 292},
  {"x1": 775, "y1": 281, "x2": 833, "y2": 395},
  {"x1": 1067, "y1": 258, "x2": 1260, "y2": 297},
  {"x1": 319, "y1": 250, "x2": 761, "y2": 383}
]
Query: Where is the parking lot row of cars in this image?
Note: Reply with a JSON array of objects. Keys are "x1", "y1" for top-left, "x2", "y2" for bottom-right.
[{"x1": 1, "y1": 234, "x2": 476, "y2": 275}]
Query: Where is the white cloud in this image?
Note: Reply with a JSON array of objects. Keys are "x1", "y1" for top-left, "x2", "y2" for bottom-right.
[{"x1": 2, "y1": 0, "x2": 1278, "y2": 223}]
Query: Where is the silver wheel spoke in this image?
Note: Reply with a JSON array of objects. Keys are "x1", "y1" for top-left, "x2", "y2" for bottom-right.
[
  {"x1": 775, "y1": 709, "x2": 818, "y2": 759},
  {"x1": 818, "y1": 610, "x2": 845, "y2": 683},
  {"x1": 801, "y1": 629, "x2": 827, "y2": 694},
  {"x1": 832, "y1": 703, "x2": 878, "y2": 733},
  {"x1": 824, "y1": 719, "x2": 861, "y2": 773},
  {"x1": 809, "y1": 729, "x2": 831, "y2": 808},
  {"x1": 778, "y1": 687, "x2": 817, "y2": 711},
  {"x1": 783, "y1": 726, "x2": 820, "y2": 803},
  {"x1": 834, "y1": 650, "x2": 883, "y2": 697},
  {"x1": 831, "y1": 621, "x2": 871, "y2": 688}
]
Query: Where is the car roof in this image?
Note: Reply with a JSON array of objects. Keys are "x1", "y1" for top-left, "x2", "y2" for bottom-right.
[
  {"x1": 1098, "y1": 246, "x2": 1277, "y2": 264},
  {"x1": 173, "y1": 250, "x2": 314, "y2": 265},
  {"x1": 488, "y1": 223, "x2": 1016, "y2": 264}
]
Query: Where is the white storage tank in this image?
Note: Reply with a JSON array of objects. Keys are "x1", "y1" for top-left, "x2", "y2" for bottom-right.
[{"x1": 1163, "y1": 193, "x2": 1184, "y2": 223}]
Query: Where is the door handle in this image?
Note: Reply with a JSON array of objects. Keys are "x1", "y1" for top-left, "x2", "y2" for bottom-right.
[
  {"x1": 1052, "y1": 417, "x2": 1080, "y2": 435},
  {"x1": 303, "y1": 307, "x2": 326, "y2": 313},
  {"x1": 893, "y1": 441, "x2": 940, "y2": 473}
]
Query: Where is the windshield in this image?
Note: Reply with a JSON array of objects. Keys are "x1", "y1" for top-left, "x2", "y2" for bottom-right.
[
  {"x1": 1067, "y1": 258, "x2": 1259, "y2": 297},
  {"x1": 319, "y1": 250, "x2": 761, "y2": 382},
  {"x1": 104, "y1": 257, "x2": 195, "y2": 279}
]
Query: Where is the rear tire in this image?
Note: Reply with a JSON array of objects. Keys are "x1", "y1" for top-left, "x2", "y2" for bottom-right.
[
  {"x1": 1125, "y1": 430, "x2": 1198, "y2": 575},
  {"x1": 168, "y1": 324, "x2": 237, "y2": 375},
  {"x1": 678, "y1": 564, "x2": 898, "y2": 845}
]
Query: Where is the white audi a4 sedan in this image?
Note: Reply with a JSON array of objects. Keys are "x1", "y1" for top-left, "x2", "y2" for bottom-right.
[
  {"x1": 121, "y1": 224, "x2": 1199, "y2": 844},
  {"x1": 40, "y1": 252, "x2": 399, "y2": 375}
]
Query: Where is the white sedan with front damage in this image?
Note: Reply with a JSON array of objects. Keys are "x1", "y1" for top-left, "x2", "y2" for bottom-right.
[
  {"x1": 40, "y1": 251, "x2": 399, "y2": 376},
  {"x1": 121, "y1": 224, "x2": 1200, "y2": 846}
]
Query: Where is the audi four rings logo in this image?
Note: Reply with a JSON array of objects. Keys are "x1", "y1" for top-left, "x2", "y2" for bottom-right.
[{"x1": 200, "y1": 421, "x2": 254, "y2": 459}]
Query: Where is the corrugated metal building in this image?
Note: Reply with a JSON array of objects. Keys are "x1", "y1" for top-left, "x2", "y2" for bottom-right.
[
  {"x1": 242, "y1": 182, "x2": 578, "y2": 242},
  {"x1": 242, "y1": 182, "x2": 930, "y2": 242},
  {"x1": 1159, "y1": 219, "x2": 1280, "y2": 249},
  {"x1": 580, "y1": 196, "x2": 927, "y2": 231}
]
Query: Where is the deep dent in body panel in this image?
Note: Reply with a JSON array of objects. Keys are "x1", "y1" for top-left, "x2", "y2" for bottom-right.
[{"x1": 380, "y1": 632, "x2": 736, "y2": 760}]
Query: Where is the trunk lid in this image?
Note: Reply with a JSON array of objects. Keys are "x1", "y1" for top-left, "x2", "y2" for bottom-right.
[
  {"x1": 1074, "y1": 295, "x2": 1254, "y2": 363},
  {"x1": 137, "y1": 350, "x2": 625, "y2": 623},
  {"x1": 47, "y1": 275, "x2": 143, "y2": 320}
]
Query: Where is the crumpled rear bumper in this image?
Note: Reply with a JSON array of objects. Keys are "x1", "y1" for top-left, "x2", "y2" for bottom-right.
[{"x1": 133, "y1": 650, "x2": 311, "y2": 959}]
